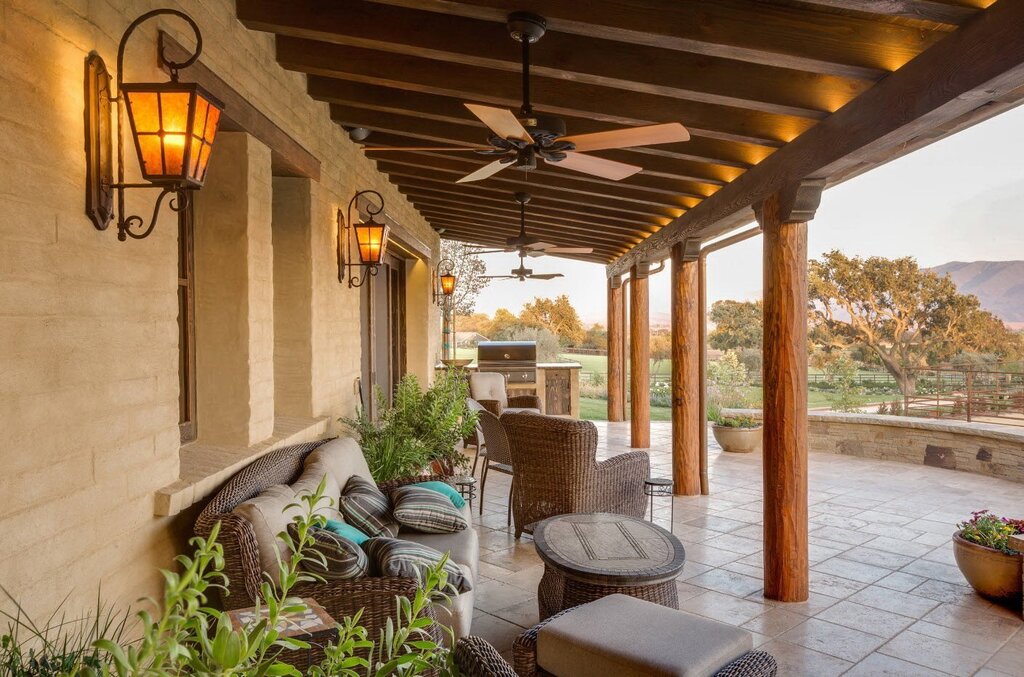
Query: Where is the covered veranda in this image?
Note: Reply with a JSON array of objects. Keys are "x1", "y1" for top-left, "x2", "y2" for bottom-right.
[{"x1": 237, "y1": 0, "x2": 1024, "y2": 604}]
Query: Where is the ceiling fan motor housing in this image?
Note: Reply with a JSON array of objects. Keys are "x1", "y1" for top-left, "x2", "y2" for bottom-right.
[{"x1": 507, "y1": 11, "x2": 546, "y2": 43}]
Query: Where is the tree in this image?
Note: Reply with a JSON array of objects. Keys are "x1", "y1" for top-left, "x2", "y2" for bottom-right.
[
  {"x1": 454, "y1": 312, "x2": 493, "y2": 337},
  {"x1": 809, "y1": 251, "x2": 1021, "y2": 395},
  {"x1": 581, "y1": 324, "x2": 608, "y2": 351},
  {"x1": 440, "y1": 239, "x2": 490, "y2": 315},
  {"x1": 519, "y1": 295, "x2": 585, "y2": 346},
  {"x1": 650, "y1": 330, "x2": 671, "y2": 371},
  {"x1": 489, "y1": 308, "x2": 522, "y2": 339},
  {"x1": 708, "y1": 299, "x2": 763, "y2": 350}
]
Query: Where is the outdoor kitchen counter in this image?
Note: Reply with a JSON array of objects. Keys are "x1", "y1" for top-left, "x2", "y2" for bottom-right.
[{"x1": 437, "y1": 362, "x2": 582, "y2": 418}]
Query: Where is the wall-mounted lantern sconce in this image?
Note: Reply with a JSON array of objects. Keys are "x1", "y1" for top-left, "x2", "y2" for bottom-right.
[
  {"x1": 339, "y1": 190, "x2": 389, "y2": 288},
  {"x1": 433, "y1": 258, "x2": 457, "y2": 304},
  {"x1": 85, "y1": 9, "x2": 224, "y2": 241}
]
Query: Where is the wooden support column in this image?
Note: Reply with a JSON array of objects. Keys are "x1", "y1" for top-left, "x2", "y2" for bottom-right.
[
  {"x1": 630, "y1": 264, "x2": 650, "y2": 448},
  {"x1": 757, "y1": 179, "x2": 824, "y2": 603},
  {"x1": 607, "y1": 276, "x2": 625, "y2": 422},
  {"x1": 671, "y1": 240, "x2": 702, "y2": 495}
]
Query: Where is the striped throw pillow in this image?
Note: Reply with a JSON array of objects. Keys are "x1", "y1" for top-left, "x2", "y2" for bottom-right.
[
  {"x1": 339, "y1": 476, "x2": 398, "y2": 538},
  {"x1": 290, "y1": 524, "x2": 368, "y2": 581},
  {"x1": 390, "y1": 485, "x2": 468, "y2": 534},
  {"x1": 363, "y1": 537, "x2": 472, "y2": 594}
]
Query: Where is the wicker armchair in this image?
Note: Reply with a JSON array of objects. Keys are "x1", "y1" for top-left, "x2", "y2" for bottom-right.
[
  {"x1": 501, "y1": 413, "x2": 649, "y2": 538},
  {"x1": 194, "y1": 440, "x2": 451, "y2": 668},
  {"x1": 469, "y1": 371, "x2": 541, "y2": 415}
]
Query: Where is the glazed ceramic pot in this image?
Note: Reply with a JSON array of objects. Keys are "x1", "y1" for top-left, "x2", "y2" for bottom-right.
[
  {"x1": 952, "y1": 531, "x2": 1023, "y2": 601},
  {"x1": 711, "y1": 425, "x2": 763, "y2": 453}
]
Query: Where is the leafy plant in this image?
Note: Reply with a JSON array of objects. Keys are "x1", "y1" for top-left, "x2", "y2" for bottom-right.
[
  {"x1": 957, "y1": 510, "x2": 1023, "y2": 555},
  {"x1": 707, "y1": 351, "x2": 751, "y2": 409},
  {"x1": 824, "y1": 354, "x2": 866, "y2": 413},
  {"x1": 715, "y1": 415, "x2": 761, "y2": 429},
  {"x1": 342, "y1": 370, "x2": 478, "y2": 479}
]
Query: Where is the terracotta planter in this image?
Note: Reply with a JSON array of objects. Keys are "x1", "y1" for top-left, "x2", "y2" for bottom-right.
[
  {"x1": 952, "y1": 531, "x2": 1023, "y2": 601},
  {"x1": 712, "y1": 425, "x2": 763, "y2": 453}
]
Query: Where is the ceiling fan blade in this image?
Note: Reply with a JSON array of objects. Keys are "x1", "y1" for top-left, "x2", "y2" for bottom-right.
[
  {"x1": 362, "y1": 146, "x2": 489, "y2": 151},
  {"x1": 464, "y1": 104, "x2": 533, "y2": 143},
  {"x1": 542, "y1": 247, "x2": 594, "y2": 254},
  {"x1": 456, "y1": 159, "x2": 511, "y2": 184},
  {"x1": 559, "y1": 123, "x2": 690, "y2": 152},
  {"x1": 525, "y1": 241, "x2": 554, "y2": 250},
  {"x1": 553, "y1": 152, "x2": 642, "y2": 181},
  {"x1": 467, "y1": 249, "x2": 510, "y2": 255},
  {"x1": 481, "y1": 275, "x2": 516, "y2": 279},
  {"x1": 528, "y1": 273, "x2": 564, "y2": 280}
]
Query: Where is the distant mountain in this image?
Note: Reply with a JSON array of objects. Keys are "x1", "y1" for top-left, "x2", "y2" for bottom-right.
[{"x1": 930, "y1": 261, "x2": 1024, "y2": 324}]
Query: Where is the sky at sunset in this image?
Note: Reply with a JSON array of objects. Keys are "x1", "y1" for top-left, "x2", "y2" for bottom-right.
[{"x1": 464, "y1": 104, "x2": 1024, "y2": 327}]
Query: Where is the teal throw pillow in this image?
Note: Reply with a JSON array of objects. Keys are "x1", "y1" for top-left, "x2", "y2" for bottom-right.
[
  {"x1": 324, "y1": 519, "x2": 369, "y2": 545},
  {"x1": 412, "y1": 481, "x2": 466, "y2": 509}
]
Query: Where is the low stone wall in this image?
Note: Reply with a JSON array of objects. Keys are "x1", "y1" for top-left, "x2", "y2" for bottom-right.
[{"x1": 725, "y1": 410, "x2": 1024, "y2": 483}]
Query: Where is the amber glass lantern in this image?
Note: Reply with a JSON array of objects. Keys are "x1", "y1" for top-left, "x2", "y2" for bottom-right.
[
  {"x1": 440, "y1": 272, "x2": 457, "y2": 296},
  {"x1": 433, "y1": 258, "x2": 457, "y2": 304},
  {"x1": 122, "y1": 83, "x2": 222, "y2": 186},
  {"x1": 353, "y1": 216, "x2": 390, "y2": 266},
  {"x1": 340, "y1": 190, "x2": 389, "y2": 288}
]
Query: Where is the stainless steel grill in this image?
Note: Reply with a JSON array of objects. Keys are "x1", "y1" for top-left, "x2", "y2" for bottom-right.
[{"x1": 477, "y1": 341, "x2": 537, "y2": 385}]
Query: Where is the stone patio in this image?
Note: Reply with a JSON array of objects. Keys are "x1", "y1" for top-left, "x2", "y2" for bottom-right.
[{"x1": 464, "y1": 421, "x2": 1023, "y2": 676}]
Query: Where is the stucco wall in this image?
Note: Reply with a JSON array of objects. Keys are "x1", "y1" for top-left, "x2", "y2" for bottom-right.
[{"x1": 0, "y1": 0, "x2": 440, "y2": 618}]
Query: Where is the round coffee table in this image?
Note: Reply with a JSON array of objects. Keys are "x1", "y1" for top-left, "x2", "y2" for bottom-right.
[{"x1": 533, "y1": 512, "x2": 686, "y2": 620}]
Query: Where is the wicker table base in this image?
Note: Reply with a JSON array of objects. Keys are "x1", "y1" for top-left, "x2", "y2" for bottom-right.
[{"x1": 533, "y1": 512, "x2": 686, "y2": 620}]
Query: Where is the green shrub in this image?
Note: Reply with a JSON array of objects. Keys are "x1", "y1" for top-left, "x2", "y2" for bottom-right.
[{"x1": 958, "y1": 510, "x2": 1023, "y2": 555}]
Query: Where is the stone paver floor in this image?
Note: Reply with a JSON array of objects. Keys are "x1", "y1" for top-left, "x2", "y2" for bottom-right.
[{"x1": 463, "y1": 421, "x2": 1023, "y2": 676}]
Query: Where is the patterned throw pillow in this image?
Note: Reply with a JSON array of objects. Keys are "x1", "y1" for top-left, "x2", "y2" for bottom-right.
[
  {"x1": 363, "y1": 537, "x2": 472, "y2": 594},
  {"x1": 289, "y1": 524, "x2": 368, "y2": 581},
  {"x1": 411, "y1": 480, "x2": 466, "y2": 509},
  {"x1": 390, "y1": 485, "x2": 469, "y2": 534},
  {"x1": 339, "y1": 476, "x2": 398, "y2": 538}
]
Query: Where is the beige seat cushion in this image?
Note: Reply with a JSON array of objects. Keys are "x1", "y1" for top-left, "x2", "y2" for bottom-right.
[
  {"x1": 233, "y1": 484, "x2": 301, "y2": 578},
  {"x1": 400, "y1": 519, "x2": 480, "y2": 579},
  {"x1": 305, "y1": 437, "x2": 373, "y2": 491},
  {"x1": 469, "y1": 372, "x2": 508, "y2": 408},
  {"x1": 537, "y1": 594, "x2": 753, "y2": 677},
  {"x1": 431, "y1": 563, "x2": 475, "y2": 642},
  {"x1": 293, "y1": 455, "x2": 343, "y2": 521}
]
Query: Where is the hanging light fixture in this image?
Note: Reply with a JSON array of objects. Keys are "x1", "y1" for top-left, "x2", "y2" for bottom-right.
[
  {"x1": 339, "y1": 190, "x2": 390, "y2": 287},
  {"x1": 85, "y1": 9, "x2": 224, "y2": 241},
  {"x1": 433, "y1": 258, "x2": 457, "y2": 304}
]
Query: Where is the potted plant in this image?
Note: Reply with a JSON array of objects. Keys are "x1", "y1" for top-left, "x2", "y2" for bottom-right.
[
  {"x1": 708, "y1": 402, "x2": 763, "y2": 453},
  {"x1": 952, "y1": 510, "x2": 1023, "y2": 602},
  {"x1": 342, "y1": 370, "x2": 478, "y2": 480}
]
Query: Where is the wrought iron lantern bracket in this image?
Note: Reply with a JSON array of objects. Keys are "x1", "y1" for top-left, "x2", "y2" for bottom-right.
[{"x1": 339, "y1": 190, "x2": 389, "y2": 288}]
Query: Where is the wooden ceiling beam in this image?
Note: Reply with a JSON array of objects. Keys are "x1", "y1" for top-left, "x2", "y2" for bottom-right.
[
  {"x1": 366, "y1": 0, "x2": 946, "y2": 78},
  {"x1": 413, "y1": 204, "x2": 648, "y2": 244},
  {"x1": 389, "y1": 173, "x2": 678, "y2": 220},
  {"x1": 608, "y1": 0, "x2": 1024, "y2": 276},
  {"x1": 367, "y1": 148, "x2": 718, "y2": 199},
  {"x1": 426, "y1": 219, "x2": 631, "y2": 260},
  {"x1": 277, "y1": 37, "x2": 812, "y2": 146},
  {"x1": 309, "y1": 79, "x2": 757, "y2": 176},
  {"x1": 778, "y1": 0, "x2": 980, "y2": 26},
  {"x1": 432, "y1": 225, "x2": 617, "y2": 262},
  {"x1": 238, "y1": 0, "x2": 869, "y2": 118},
  {"x1": 376, "y1": 161, "x2": 694, "y2": 211},
  {"x1": 403, "y1": 192, "x2": 657, "y2": 230},
  {"x1": 397, "y1": 184, "x2": 662, "y2": 227},
  {"x1": 427, "y1": 214, "x2": 631, "y2": 249}
]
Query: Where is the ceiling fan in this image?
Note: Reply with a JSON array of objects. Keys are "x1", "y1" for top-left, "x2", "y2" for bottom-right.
[
  {"x1": 483, "y1": 251, "x2": 565, "y2": 282},
  {"x1": 468, "y1": 192, "x2": 594, "y2": 257},
  {"x1": 361, "y1": 11, "x2": 690, "y2": 184}
]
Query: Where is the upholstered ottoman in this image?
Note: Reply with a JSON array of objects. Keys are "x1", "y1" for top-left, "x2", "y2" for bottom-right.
[{"x1": 513, "y1": 594, "x2": 777, "y2": 677}]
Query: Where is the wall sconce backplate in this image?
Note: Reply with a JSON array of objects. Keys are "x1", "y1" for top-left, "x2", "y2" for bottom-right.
[{"x1": 85, "y1": 53, "x2": 113, "y2": 230}]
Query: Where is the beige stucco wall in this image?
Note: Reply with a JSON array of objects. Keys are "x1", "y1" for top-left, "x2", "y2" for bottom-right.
[{"x1": 0, "y1": 0, "x2": 440, "y2": 618}]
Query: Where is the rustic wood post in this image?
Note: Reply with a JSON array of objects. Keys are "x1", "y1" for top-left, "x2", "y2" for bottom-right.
[
  {"x1": 756, "y1": 178, "x2": 824, "y2": 602},
  {"x1": 630, "y1": 263, "x2": 651, "y2": 448},
  {"x1": 608, "y1": 276, "x2": 626, "y2": 422},
  {"x1": 671, "y1": 240, "x2": 702, "y2": 495}
]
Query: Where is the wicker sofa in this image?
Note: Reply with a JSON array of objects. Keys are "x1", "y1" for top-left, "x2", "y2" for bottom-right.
[
  {"x1": 501, "y1": 412, "x2": 649, "y2": 538},
  {"x1": 194, "y1": 437, "x2": 479, "y2": 661}
]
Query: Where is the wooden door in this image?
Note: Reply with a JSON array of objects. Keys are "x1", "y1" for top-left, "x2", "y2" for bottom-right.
[{"x1": 361, "y1": 253, "x2": 407, "y2": 416}]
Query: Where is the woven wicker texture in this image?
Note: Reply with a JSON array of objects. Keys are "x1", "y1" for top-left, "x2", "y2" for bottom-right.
[
  {"x1": 453, "y1": 636, "x2": 518, "y2": 677},
  {"x1": 537, "y1": 567, "x2": 679, "y2": 619},
  {"x1": 501, "y1": 413, "x2": 649, "y2": 538},
  {"x1": 194, "y1": 440, "x2": 452, "y2": 667}
]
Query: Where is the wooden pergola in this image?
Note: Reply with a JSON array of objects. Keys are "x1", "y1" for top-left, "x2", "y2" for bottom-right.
[{"x1": 238, "y1": 0, "x2": 1024, "y2": 602}]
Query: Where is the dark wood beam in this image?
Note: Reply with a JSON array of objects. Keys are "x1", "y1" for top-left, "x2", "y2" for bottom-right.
[
  {"x1": 376, "y1": 161, "x2": 695, "y2": 211},
  {"x1": 389, "y1": 173, "x2": 679, "y2": 219},
  {"x1": 239, "y1": 0, "x2": 869, "y2": 118},
  {"x1": 277, "y1": 37, "x2": 811, "y2": 146},
  {"x1": 398, "y1": 185, "x2": 662, "y2": 227},
  {"x1": 367, "y1": 0, "x2": 946, "y2": 78},
  {"x1": 367, "y1": 148, "x2": 718, "y2": 199},
  {"x1": 608, "y1": 0, "x2": 1024, "y2": 276},
  {"x1": 415, "y1": 208, "x2": 645, "y2": 247},
  {"x1": 436, "y1": 228, "x2": 613, "y2": 263},
  {"x1": 428, "y1": 221, "x2": 626, "y2": 260},
  {"x1": 782, "y1": 0, "x2": 979, "y2": 26}
]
